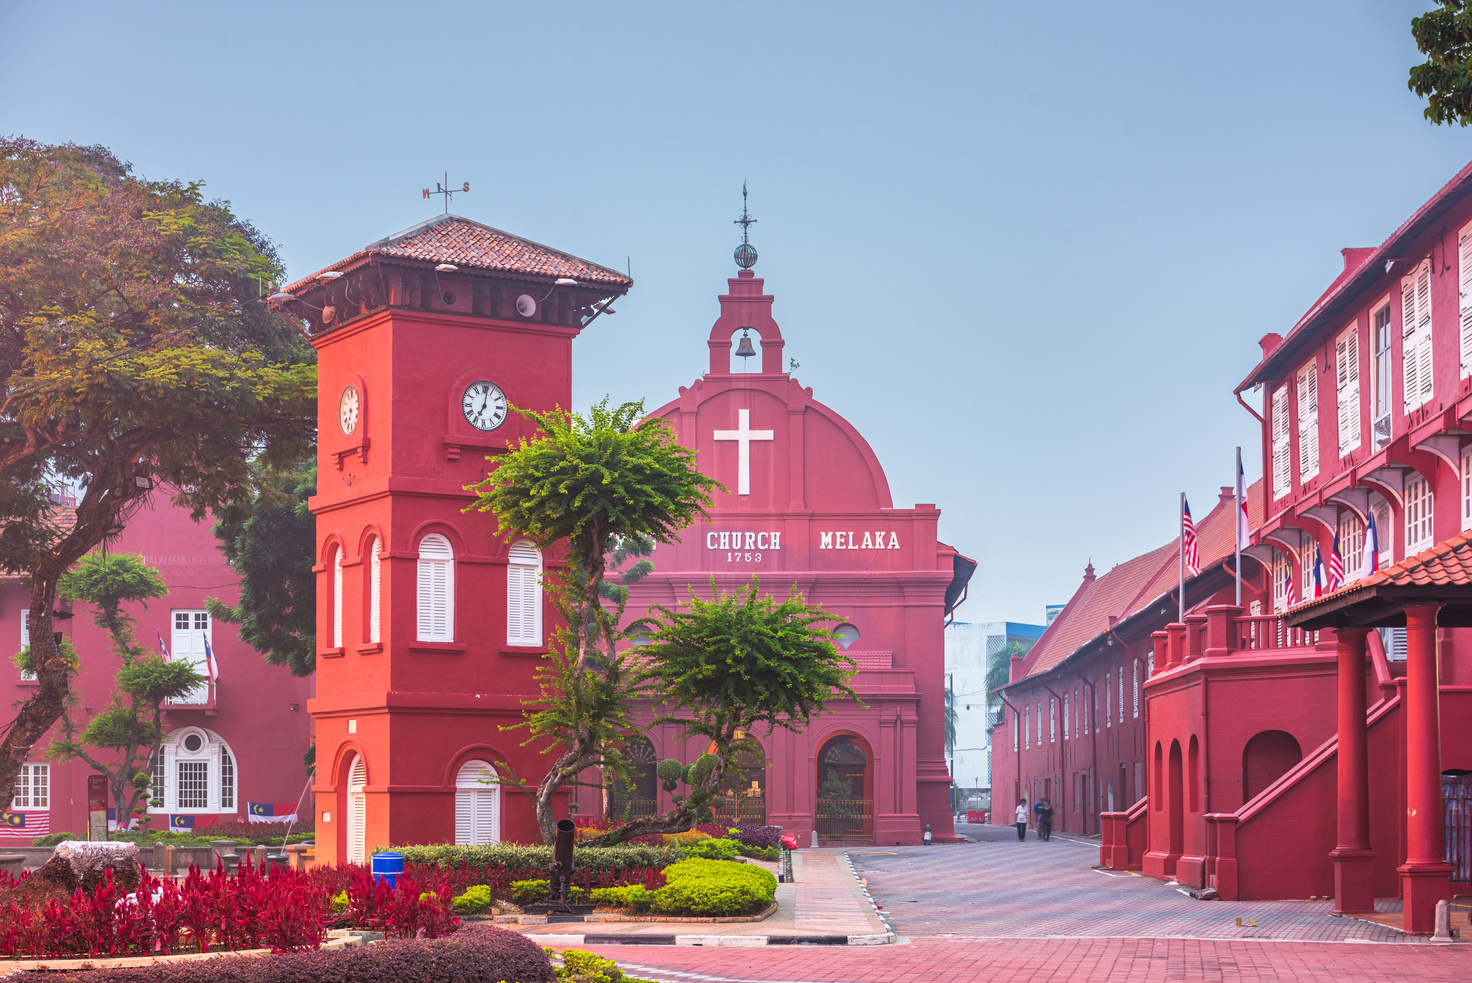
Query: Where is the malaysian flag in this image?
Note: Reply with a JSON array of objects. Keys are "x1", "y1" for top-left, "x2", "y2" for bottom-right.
[
  {"x1": 0, "y1": 811, "x2": 50, "y2": 839},
  {"x1": 1327, "y1": 530, "x2": 1344, "y2": 591},
  {"x1": 1360, "y1": 510, "x2": 1380, "y2": 580},
  {"x1": 157, "y1": 631, "x2": 169, "y2": 659},
  {"x1": 1284, "y1": 566, "x2": 1298, "y2": 608},
  {"x1": 1182, "y1": 498, "x2": 1200, "y2": 576}
]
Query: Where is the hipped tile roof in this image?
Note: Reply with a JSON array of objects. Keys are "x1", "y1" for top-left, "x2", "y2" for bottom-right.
[
  {"x1": 1015, "y1": 481, "x2": 1264, "y2": 683},
  {"x1": 283, "y1": 215, "x2": 632, "y2": 295}
]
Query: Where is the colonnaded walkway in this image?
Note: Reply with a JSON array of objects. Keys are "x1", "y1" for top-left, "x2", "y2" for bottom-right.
[{"x1": 571, "y1": 823, "x2": 1472, "y2": 983}]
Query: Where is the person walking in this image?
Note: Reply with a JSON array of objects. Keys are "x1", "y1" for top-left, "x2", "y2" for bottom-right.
[
  {"x1": 1038, "y1": 798, "x2": 1054, "y2": 841},
  {"x1": 1014, "y1": 799, "x2": 1028, "y2": 841}
]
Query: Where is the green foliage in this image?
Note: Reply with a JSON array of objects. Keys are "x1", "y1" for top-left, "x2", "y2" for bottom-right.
[
  {"x1": 511, "y1": 879, "x2": 551, "y2": 907},
  {"x1": 0, "y1": 136, "x2": 315, "y2": 815},
  {"x1": 31, "y1": 831, "x2": 79, "y2": 848},
  {"x1": 1411, "y1": 2, "x2": 1472, "y2": 125},
  {"x1": 588, "y1": 885, "x2": 652, "y2": 912},
  {"x1": 737, "y1": 844, "x2": 780, "y2": 862},
  {"x1": 648, "y1": 858, "x2": 776, "y2": 917},
  {"x1": 392, "y1": 842, "x2": 684, "y2": 880},
  {"x1": 58, "y1": 553, "x2": 167, "y2": 649},
  {"x1": 682, "y1": 837, "x2": 740, "y2": 861},
  {"x1": 986, "y1": 640, "x2": 1028, "y2": 736},
  {"x1": 331, "y1": 890, "x2": 350, "y2": 913},
  {"x1": 656, "y1": 758, "x2": 683, "y2": 789},
  {"x1": 14, "y1": 638, "x2": 79, "y2": 678},
  {"x1": 452, "y1": 884, "x2": 493, "y2": 915},
  {"x1": 555, "y1": 947, "x2": 663, "y2": 983},
  {"x1": 209, "y1": 459, "x2": 316, "y2": 676}
]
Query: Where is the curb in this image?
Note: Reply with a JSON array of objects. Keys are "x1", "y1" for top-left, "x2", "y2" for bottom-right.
[
  {"x1": 841, "y1": 850, "x2": 899, "y2": 941},
  {"x1": 533, "y1": 932, "x2": 896, "y2": 947}
]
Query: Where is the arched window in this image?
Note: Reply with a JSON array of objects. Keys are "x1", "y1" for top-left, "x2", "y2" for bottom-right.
[
  {"x1": 148, "y1": 728, "x2": 238, "y2": 815},
  {"x1": 506, "y1": 540, "x2": 542, "y2": 646},
  {"x1": 454, "y1": 759, "x2": 500, "y2": 845},
  {"x1": 332, "y1": 546, "x2": 344, "y2": 649},
  {"x1": 347, "y1": 755, "x2": 367, "y2": 864},
  {"x1": 417, "y1": 534, "x2": 454, "y2": 642},
  {"x1": 833, "y1": 624, "x2": 860, "y2": 650},
  {"x1": 367, "y1": 536, "x2": 382, "y2": 644}
]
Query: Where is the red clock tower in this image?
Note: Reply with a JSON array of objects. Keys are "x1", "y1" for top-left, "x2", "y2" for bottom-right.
[{"x1": 277, "y1": 215, "x2": 631, "y2": 861}]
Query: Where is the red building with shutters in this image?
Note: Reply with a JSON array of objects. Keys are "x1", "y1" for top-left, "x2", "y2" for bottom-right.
[
  {"x1": 0, "y1": 494, "x2": 313, "y2": 839},
  {"x1": 1074, "y1": 158, "x2": 1472, "y2": 934},
  {"x1": 564, "y1": 261, "x2": 973, "y2": 846}
]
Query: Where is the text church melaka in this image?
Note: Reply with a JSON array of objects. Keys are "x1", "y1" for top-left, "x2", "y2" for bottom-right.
[{"x1": 286, "y1": 213, "x2": 974, "y2": 861}]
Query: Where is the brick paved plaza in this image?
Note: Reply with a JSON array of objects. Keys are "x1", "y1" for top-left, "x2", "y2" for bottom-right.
[{"x1": 570, "y1": 824, "x2": 1472, "y2": 982}]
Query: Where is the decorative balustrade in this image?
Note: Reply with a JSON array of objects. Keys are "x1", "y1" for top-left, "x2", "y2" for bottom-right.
[{"x1": 1230, "y1": 614, "x2": 1321, "y2": 652}]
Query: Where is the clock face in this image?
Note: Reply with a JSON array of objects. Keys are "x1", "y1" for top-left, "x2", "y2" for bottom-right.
[
  {"x1": 462, "y1": 380, "x2": 508, "y2": 431},
  {"x1": 339, "y1": 385, "x2": 360, "y2": 436}
]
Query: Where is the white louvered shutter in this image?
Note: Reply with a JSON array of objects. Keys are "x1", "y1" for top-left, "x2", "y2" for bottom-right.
[
  {"x1": 1297, "y1": 362, "x2": 1318, "y2": 481},
  {"x1": 332, "y1": 548, "x2": 344, "y2": 649},
  {"x1": 1460, "y1": 225, "x2": 1472, "y2": 378},
  {"x1": 347, "y1": 756, "x2": 367, "y2": 863},
  {"x1": 1404, "y1": 275, "x2": 1421, "y2": 411},
  {"x1": 506, "y1": 541, "x2": 542, "y2": 646},
  {"x1": 1272, "y1": 385, "x2": 1292, "y2": 498},
  {"x1": 1417, "y1": 264, "x2": 1434, "y2": 406},
  {"x1": 454, "y1": 788, "x2": 473, "y2": 845},
  {"x1": 416, "y1": 535, "x2": 454, "y2": 642},
  {"x1": 369, "y1": 540, "x2": 382, "y2": 644},
  {"x1": 455, "y1": 761, "x2": 498, "y2": 845},
  {"x1": 1336, "y1": 328, "x2": 1360, "y2": 455}
]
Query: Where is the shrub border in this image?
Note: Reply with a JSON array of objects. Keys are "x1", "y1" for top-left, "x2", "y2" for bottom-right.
[{"x1": 0, "y1": 928, "x2": 362, "y2": 972}]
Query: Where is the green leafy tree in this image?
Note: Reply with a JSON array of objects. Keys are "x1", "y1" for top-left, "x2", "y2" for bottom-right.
[
  {"x1": 986, "y1": 640, "x2": 1027, "y2": 737},
  {"x1": 468, "y1": 398, "x2": 719, "y2": 843},
  {"x1": 0, "y1": 136, "x2": 316, "y2": 810},
  {"x1": 207, "y1": 460, "x2": 316, "y2": 676},
  {"x1": 1410, "y1": 2, "x2": 1472, "y2": 125},
  {"x1": 39, "y1": 553, "x2": 203, "y2": 828},
  {"x1": 587, "y1": 580, "x2": 857, "y2": 846}
]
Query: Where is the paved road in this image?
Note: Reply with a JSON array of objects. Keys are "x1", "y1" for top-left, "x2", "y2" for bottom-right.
[{"x1": 571, "y1": 823, "x2": 1472, "y2": 982}]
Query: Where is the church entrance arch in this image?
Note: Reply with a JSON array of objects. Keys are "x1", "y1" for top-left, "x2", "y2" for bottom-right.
[
  {"x1": 1242, "y1": 730, "x2": 1302, "y2": 804},
  {"x1": 816, "y1": 735, "x2": 873, "y2": 842},
  {"x1": 716, "y1": 742, "x2": 767, "y2": 825}
]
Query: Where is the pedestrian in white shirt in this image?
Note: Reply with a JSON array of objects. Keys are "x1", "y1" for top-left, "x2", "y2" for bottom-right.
[{"x1": 1014, "y1": 799, "x2": 1029, "y2": 841}]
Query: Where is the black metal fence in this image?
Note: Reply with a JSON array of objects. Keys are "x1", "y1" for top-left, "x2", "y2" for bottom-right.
[
  {"x1": 1445, "y1": 774, "x2": 1472, "y2": 882},
  {"x1": 815, "y1": 797, "x2": 873, "y2": 841}
]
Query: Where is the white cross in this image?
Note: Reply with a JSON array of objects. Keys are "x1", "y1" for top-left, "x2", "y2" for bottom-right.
[{"x1": 713, "y1": 408, "x2": 773, "y2": 495}]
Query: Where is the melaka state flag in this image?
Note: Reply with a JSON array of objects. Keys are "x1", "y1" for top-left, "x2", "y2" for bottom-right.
[
  {"x1": 247, "y1": 802, "x2": 300, "y2": 823},
  {"x1": 1312, "y1": 546, "x2": 1325, "y2": 599},
  {"x1": 1360, "y1": 511, "x2": 1380, "y2": 580}
]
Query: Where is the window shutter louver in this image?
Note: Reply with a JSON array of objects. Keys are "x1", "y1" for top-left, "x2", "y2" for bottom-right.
[
  {"x1": 332, "y1": 548, "x2": 344, "y2": 649},
  {"x1": 455, "y1": 761, "x2": 499, "y2": 845},
  {"x1": 1404, "y1": 277, "x2": 1420, "y2": 411},
  {"x1": 416, "y1": 535, "x2": 454, "y2": 642},
  {"x1": 506, "y1": 542, "x2": 542, "y2": 646},
  {"x1": 369, "y1": 541, "x2": 382, "y2": 644},
  {"x1": 1336, "y1": 329, "x2": 1360, "y2": 455},
  {"x1": 1460, "y1": 227, "x2": 1472, "y2": 378},
  {"x1": 454, "y1": 790, "x2": 473, "y2": 845},
  {"x1": 1272, "y1": 386, "x2": 1292, "y2": 498},
  {"x1": 347, "y1": 756, "x2": 367, "y2": 864},
  {"x1": 1297, "y1": 362, "x2": 1318, "y2": 481}
]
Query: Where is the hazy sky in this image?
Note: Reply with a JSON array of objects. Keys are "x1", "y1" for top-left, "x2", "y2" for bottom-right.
[{"x1": 3, "y1": 1, "x2": 1463, "y2": 625}]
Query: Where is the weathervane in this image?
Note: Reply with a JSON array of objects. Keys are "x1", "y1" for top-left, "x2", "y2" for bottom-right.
[
  {"x1": 422, "y1": 173, "x2": 470, "y2": 214},
  {"x1": 733, "y1": 182, "x2": 758, "y2": 270}
]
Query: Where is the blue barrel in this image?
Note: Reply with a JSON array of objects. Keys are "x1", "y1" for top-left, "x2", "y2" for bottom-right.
[{"x1": 370, "y1": 851, "x2": 404, "y2": 889}]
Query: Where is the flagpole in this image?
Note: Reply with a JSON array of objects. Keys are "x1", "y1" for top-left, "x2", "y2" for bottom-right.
[
  {"x1": 1179, "y1": 491, "x2": 1186, "y2": 624},
  {"x1": 1234, "y1": 446, "x2": 1242, "y2": 607}
]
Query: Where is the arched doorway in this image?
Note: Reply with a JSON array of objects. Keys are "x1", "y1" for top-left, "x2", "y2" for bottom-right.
[
  {"x1": 715, "y1": 744, "x2": 767, "y2": 825},
  {"x1": 609, "y1": 738, "x2": 658, "y2": 821},
  {"x1": 1242, "y1": 730, "x2": 1302, "y2": 804},
  {"x1": 816, "y1": 736, "x2": 872, "y2": 842},
  {"x1": 345, "y1": 754, "x2": 366, "y2": 864},
  {"x1": 1167, "y1": 740, "x2": 1184, "y2": 874},
  {"x1": 454, "y1": 759, "x2": 500, "y2": 845}
]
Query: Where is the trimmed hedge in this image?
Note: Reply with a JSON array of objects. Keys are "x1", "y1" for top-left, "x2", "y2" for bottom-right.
[
  {"x1": 683, "y1": 838, "x2": 740, "y2": 861},
  {"x1": 394, "y1": 843, "x2": 681, "y2": 880},
  {"x1": 452, "y1": 885, "x2": 491, "y2": 916},
  {"x1": 594, "y1": 859, "x2": 775, "y2": 917},
  {"x1": 13, "y1": 927, "x2": 554, "y2": 983}
]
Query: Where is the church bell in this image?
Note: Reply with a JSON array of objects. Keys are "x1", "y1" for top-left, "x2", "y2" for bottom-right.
[{"x1": 734, "y1": 329, "x2": 757, "y2": 360}]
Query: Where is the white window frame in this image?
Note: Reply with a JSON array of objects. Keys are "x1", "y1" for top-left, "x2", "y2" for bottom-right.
[
  {"x1": 1132, "y1": 660, "x2": 1140, "y2": 718},
  {"x1": 1105, "y1": 672, "x2": 1112, "y2": 727},
  {"x1": 1013, "y1": 710, "x2": 1019, "y2": 751},
  {"x1": 1024, "y1": 704, "x2": 1030, "y2": 750},
  {"x1": 1372, "y1": 497, "x2": 1394, "y2": 570},
  {"x1": 1464, "y1": 447, "x2": 1472, "y2": 533},
  {"x1": 1296, "y1": 360, "x2": 1319, "y2": 482},
  {"x1": 1118, "y1": 670, "x2": 1124, "y2": 723},
  {"x1": 454, "y1": 759, "x2": 501, "y2": 845},
  {"x1": 19, "y1": 611, "x2": 33, "y2": 681},
  {"x1": 1063, "y1": 694, "x2": 1070, "y2": 740},
  {"x1": 148, "y1": 727, "x2": 235, "y2": 815},
  {"x1": 1405, "y1": 473, "x2": 1434, "y2": 555},
  {"x1": 1339, "y1": 511, "x2": 1365, "y2": 584},
  {"x1": 347, "y1": 755, "x2": 367, "y2": 864},
  {"x1": 12, "y1": 763, "x2": 48, "y2": 810},
  {"x1": 1372, "y1": 302, "x2": 1393, "y2": 443},
  {"x1": 168, "y1": 610, "x2": 212, "y2": 705},
  {"x1": 1335, "y1": 324, "x2": 1361, "y2": 456},
  {"x1": 1272, "y1": 551, "x2": 1291, "y2": 614},
  {"x1": 416, "y1": 534, "x2": 455, "y2": 642},
  {"x1": 1460, "y1": 220, "x2": 1472, "y2": 379},
  {"x1": 368, "y1": 537, "x2": 382, "y2": 644},
  {"x1": 1272, "y1": 385, "x2": 1292, "y2": 499},
  {"x1": 1403, "y1": 261, "x2": 1434, "y2": 412},
  {"x1": 1037, "y1": 701, "x2": 1043, "y2": 745},
  {"x1": 506, "y1": 540, "x2": 543, "y2": 647},
  {"x1": 332, "y1": 546, "x2": 344, "y2": 650},
  {"x1": 1049, "y1": 698, "x2": 1055, "y2": 743}
]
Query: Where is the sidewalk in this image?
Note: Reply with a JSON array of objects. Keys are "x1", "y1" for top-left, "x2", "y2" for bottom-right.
[{"x1": 511, "y1": 849, "x2": 893, "y2": 946}]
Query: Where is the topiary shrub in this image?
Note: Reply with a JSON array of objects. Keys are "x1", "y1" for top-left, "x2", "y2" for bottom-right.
[
  {"x1": 452, "y1": 884, "x2": 492, "y2": 915},
  {"x1": 589, "y1": 884, "x2": 651, "y2": 912},
  {"x1": 682, "y1": 837, "x2": 739, "y2": 861},
  {"x1": 736, "y1": 844, "x2": 780, "y2": 862},
  {"x1": 510, "y1": 879, "x2": 549, "y2": 907},
  {"x1": 647, "y1": 858, "x2": 776, "y2": 917},
  {"x1": 16, "y1": 927, "x2": 555, "y2": 982}
]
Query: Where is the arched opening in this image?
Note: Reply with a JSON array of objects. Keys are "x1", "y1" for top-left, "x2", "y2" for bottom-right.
[
  {"x1": 365, "y1": 534, "x2": 382, "y2": 645},
  {"x1": 715, "y1": 741, "x2": 767, "y2": 825},
  {"x1": 1167, "y1": 740, "x2": 1184, "y2": 872},
  {"x1": 331, "y1": 545, "x2": 344, "y2": 649},
  {"x1": 609, "y1": 738, "x2": 658, "y2": 821},
  {"x1": 345, "y1": 754, "x2": 367, "y2": 864},
  {"x1": 815, "y1": 735, "x2": 872, "y2": 842},
  {"x1": 729, "y1": 327, "x2": 763, "y2": 373},
  {"x1": 833, "y1": 624, "x2": 860, "y2": 650},
  {"x1": 147, "y1": 727, "x2": 236, "y2": 816},
  {"x1": 1242, "y1": 730, "x2": 1302, "y2": 803},
  {"x1": 417, "y1": 533, "x2": 455, "y2": 642},
  {"x1": 454, "y1": 759, "x2": 501, "y2": 845},
  {"x1": 1153, "y1": 742, "x2": 1163, "y2": 809},
  {"x1": 1188, "y1": 735, "x2": 1200, "y2": 813}
]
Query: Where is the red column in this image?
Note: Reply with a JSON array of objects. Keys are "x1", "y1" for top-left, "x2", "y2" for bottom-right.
[
  {"x1": 1330, "y1": 628, "x2": 1374, "y2": 914},
  {"x1": 1400, "y1": 605, "x2": 1451, "y2": 933}
]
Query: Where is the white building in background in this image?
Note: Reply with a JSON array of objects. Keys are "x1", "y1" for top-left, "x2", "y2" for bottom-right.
[{"x1": 945, "y1": 620, "x2": 1046, "y2": 797}]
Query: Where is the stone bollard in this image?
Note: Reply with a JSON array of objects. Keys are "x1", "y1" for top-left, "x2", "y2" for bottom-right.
[
  {"x1": 1433, "y1": 899, "x2": 1454, "y2": 942},
  {"x1": 283, "y1": 843, "x2": 307, "y2": 871}
]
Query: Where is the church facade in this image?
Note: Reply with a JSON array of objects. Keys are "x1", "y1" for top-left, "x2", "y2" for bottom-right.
[{"x1": 569, "y1": 265, "x2": 973, "y2": 846}]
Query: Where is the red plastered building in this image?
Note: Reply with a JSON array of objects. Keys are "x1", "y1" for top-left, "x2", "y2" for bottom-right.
[{"x1": 288, "y1": 215, "x2": 632, "y2": 862}]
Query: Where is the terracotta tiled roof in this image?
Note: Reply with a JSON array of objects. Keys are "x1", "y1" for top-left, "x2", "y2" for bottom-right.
[
  {"x1": 1015, "y1": 480, "x2": 1265, "y2": 683},
  {"x1": 282, "y1": 215, "x2": 633, "y2": 295},
  {"x1": 1288, "y1": 528, "x2": 1472, "y2": 616}
]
